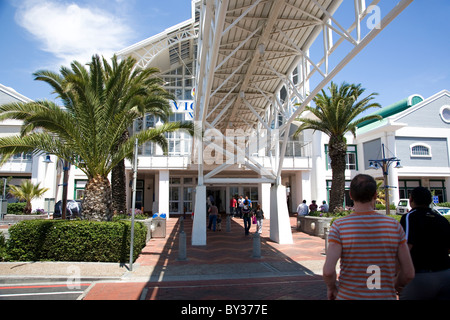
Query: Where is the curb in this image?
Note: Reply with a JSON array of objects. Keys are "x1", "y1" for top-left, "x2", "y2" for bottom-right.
[{"x1": 0, "y1": 275, "x2": 123, "y2": 285}]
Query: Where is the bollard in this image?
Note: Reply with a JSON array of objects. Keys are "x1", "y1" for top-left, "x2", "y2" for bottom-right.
[
  {"x1": 252, "y1": 232, "x2": 261, "y2": 258},
  {"x1": 226, "y1": 214, "x2": 231, "y2": 232},
  {"x1": 180, "y1": 216, "x2": 185, "y2": 231},
  {"x1": 324, "y1": 226, "x2": 329, "y2": 255},
  {"x1": 178, "y1": 230, "x2": 187, "y2": 261}
]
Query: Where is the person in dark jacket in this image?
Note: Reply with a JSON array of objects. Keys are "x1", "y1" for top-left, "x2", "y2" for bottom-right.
[
  {"x1": 399, "y1": 187, "x2": 450, "y2": 300},
  {"x1": 253, "y1": 204, "x2": 264, "y2": 234}
]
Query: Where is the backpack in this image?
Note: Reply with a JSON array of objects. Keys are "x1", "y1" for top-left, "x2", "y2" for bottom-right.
[{"x1": 243, "y1": 199, "x2": 250, "y2": 212}]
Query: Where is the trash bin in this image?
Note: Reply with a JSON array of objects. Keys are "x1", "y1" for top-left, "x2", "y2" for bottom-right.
[{"x1": 151, "y1": 213, "x2": 166, "y2": 238}]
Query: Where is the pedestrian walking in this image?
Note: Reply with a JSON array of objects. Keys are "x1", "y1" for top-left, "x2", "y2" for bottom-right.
[
  {"x1": 237, "y1": 195, "x2": 244, "y2": 218},
  {"x1": 207, "y1": 201, "x2": 218, "y2": 232},
  {"x1": 323, "y1": 174, "x2": 415, "y2": 300},
  {"x1": 253, "y1": 204, "x2": 264, "y2": 234},
  {"x1": 242, "y1": 196, "x2": 252, "y2": 235},
  {"x1": 399, "y1": 187, "x2": 450, "y2": 300},
  {"x1": 230, "y1": 196, "x2": 237, "y2": 217}
]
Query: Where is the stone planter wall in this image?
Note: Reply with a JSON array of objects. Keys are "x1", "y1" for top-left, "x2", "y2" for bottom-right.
[
  {"x1": 1, "y1": 214, "x2": 49, "y2": 223},
  {"x1": 297, "y1": 216, "x2": 332, "y2": 238}
]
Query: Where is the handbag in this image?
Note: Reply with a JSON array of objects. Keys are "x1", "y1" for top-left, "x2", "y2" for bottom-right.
[{"x1": 252, "y1": 216, "x2": 257, "y2": 224}]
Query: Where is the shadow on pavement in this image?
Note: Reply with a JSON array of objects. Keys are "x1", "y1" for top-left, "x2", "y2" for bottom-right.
[{"x1": 134, "y1": 216, "x2": 327, "y2": 300}]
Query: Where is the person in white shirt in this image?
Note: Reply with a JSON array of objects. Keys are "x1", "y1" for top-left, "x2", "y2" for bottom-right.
[
  {"x1": 237, "y1": 195, "x2": 244, "y2": 218},
  {"x1": 297, "y1": 200, "x2": 309, "y2": 216}
]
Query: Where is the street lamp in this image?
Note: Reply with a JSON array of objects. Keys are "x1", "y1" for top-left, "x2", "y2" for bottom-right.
[
  {"x1": 43, "y1": 155, "x2": 70, "y2": 219},
  {"x1": 369, "y1": 143, "x2": 402, "y2": 215}
]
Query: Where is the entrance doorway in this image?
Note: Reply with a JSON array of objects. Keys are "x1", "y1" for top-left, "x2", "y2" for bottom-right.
[{"x1": 207, "y1": 187, "x2": 226, "y2": 213}]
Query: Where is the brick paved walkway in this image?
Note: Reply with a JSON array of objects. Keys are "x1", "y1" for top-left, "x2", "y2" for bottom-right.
[{"x1": 83, "y1": 215, "x2": 328, "y2": 300}]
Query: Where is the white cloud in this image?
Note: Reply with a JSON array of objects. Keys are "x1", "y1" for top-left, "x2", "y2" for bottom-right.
[{"x1": 14, "y1": 0, "x2": 134, "y2": 67}]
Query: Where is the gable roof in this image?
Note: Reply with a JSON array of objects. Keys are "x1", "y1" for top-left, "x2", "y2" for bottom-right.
[{"x1": 0, "y1": 83, "x2": 33, "y2": 104}]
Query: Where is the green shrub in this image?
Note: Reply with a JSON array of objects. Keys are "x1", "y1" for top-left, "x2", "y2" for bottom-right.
[
  {"x1": 6, "y1": 219, "x2": 147, "y2": 262},
  {"x1": 0, "y1": 233, "x2": 7, "y2": 261},
  {"x1": 437, "y1": 202, "x2": 450, "y2": 208},
  {"x1": 6, "y1": 202, "x2": 27, "y2": 215},
  {"x1": 330, "y1": 212, "x2": 401, "y2": 225},
  {"x1": 376, "y1": 203, "x2": 396, "y2": 210}
]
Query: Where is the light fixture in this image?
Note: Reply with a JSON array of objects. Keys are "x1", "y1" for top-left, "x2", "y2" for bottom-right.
[
  {"x1": 43, "y1": 154, "x2": 53, "y2": 163},
  {"x1": 258, "y1": 43, "x2": 265, "y2": 55},
  {"x1": 155, "y1": 117, "x2": 163, "y2": 127},
  {"x1": 369, "y1": 161, "x2": 378, "y2": 169},
  {"x1": 369, "y1": 143, "x2": 402, "y2": 215}
]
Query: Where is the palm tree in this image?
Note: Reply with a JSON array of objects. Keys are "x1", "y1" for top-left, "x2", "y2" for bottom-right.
[
  {"x1": 294, "y1": 82, "x2": 382, "y2": 212},
  {"x1": 376, "y1": 179, "x2": 386, "y2": 205},
  {"x1": 0, "y1": 54, "x2": 193, "y2": 221},
  {"x1": 9, "y1": 180, "x2": 49, "y2": 214},
  {"x1": 105, "y1": 58, "x2": 174, "y2": 216}
]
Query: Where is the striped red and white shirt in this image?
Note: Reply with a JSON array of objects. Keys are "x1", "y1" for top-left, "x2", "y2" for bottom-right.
[{"x1": 328, "y1": 211, "x2": 407, "y2": 300}]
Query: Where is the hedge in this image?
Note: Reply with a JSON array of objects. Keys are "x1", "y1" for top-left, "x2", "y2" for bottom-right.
[
  {"x1": 330, "y1": 212, "x2": 450, "y2": 225},
  {"x1": 6, "y1": 203, "x2": 27, "y2": 215},
  {"x1": 6, "y1": 219, "x2": 147, "y2": 262}
]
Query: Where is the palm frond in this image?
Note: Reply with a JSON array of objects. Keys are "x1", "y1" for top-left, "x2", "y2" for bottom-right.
[{"x1": 294, "y1": 81, "x2": 381, "y2": 139}]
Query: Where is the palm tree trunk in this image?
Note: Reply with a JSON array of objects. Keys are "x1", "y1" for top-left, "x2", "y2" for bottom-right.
[
  {"x1": 111, "y1": 159, "x2": 127, "y2": 215},
  {"x1": 328, "y1": 137, "x2": 347, "y2": 213},
  {"x1": 111, "y1": 130, "x2": 129, "y2": 215},
  {"x1": 24, "y1": 201, "x2": 32, "y2": 215},
  {"x1": 82, "y1": 174, "x2": 112, "y2": 221}
]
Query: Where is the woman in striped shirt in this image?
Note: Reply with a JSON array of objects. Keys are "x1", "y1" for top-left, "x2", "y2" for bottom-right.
[{"x1": 323, "y1": 174, "x2": 415, "y2": 300}]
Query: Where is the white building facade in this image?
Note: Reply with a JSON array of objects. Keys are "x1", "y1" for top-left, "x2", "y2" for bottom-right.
[{"x1": 0, "y1": 0, "x2": 419, "y2": 245}]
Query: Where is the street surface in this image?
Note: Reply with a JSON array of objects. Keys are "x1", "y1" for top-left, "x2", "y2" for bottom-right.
[{"x1": 0, "y1": 281, "x2": 91, "y2": 300}]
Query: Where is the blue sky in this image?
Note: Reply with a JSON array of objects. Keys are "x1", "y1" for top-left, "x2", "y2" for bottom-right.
[{"x1": 0, "y1": 0, "x2": 449, "y2": 110}]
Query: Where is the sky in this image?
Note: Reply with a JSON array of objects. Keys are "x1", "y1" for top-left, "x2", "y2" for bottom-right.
[{"x1": 0, "y1": 0, "x2": 449, "y2": 110}]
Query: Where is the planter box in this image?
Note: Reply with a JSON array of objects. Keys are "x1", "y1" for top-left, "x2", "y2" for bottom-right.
[
  {"x1": 297, "y1": 216, "x2": 332, "y2": 238},
  {"x1": 2, "y1": 214, "x2": 49, "y2": 223}
]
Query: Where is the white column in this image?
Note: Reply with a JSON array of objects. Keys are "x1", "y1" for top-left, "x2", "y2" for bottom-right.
[
  {"x1": 385, "y1": 132, "x2": 400, "y2": 207},
  {"x1": 192, "y1": 185, "x2": 207, "y2": 245},
  {"x1": 311, "y1": 131, "x2": 325, "y2": 201},
  {"x1": 389, "y1": 164, "x2": 400, "y2": 208},
  {"x1": 225, "y1": 186, "x2": 230, "y2": 214},
  {"x1": 301, "y1": 171, "x2": 312, "y2": 204},
  {"x1": 445, "y1": 178, "x2": 450, "y2": 203},
  {"x1": 31, "y1": 154, "x2": 57, "y2": 212},
  {"x1": 158, "y1": 170, "x2": 170, "y2": 218},
  {"x1": 260, "y1": 182, "x2": 271, "y2": 220},
  {"x1": 270, "y1": 184, "x2": 293, "y2": 244}
]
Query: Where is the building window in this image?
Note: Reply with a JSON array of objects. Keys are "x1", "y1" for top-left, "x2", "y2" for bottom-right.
[
  {"x1": 183, "y1": 186, "x2": 194, "y2": 213},
  {"x1": 169, "y1": 177, "x2": 195, "y2": 214},
  {"x1": 398, "y1": 180, "x2": 421, "y2": 199},
  {"x1": 74, "y1": 180, "x2": 88, "y2": 200},
  {"x1": 430, "y1": 180, "x2": 446, "y2": 203},
  {"x1": 439, "y1": 105, "x2": 450, "y2": 123},
  {"x1": 12, "y1": 152, "x2": 32, "y2": 162},
  {"x1": 326, "y1": 180, "x2": 353, "y2": 208},
  {"x1": 243, "y1": 186, "x2": 259, "y2": 207},
  {"x1": 131, "y1": 180, "x2": 144, "y2": 211},
  {"x1": 169, "y1": 186, "x2": 180, "y2": 213},
  {"x1": 166, "y1": 113, "x2": 192, "y2": 156},
  {"x1": 410, "y1": 143, "x2": 431, "y2": 157},
  {"x1": 325, "y1": 145, "x2": 358, "y2": 170}
]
